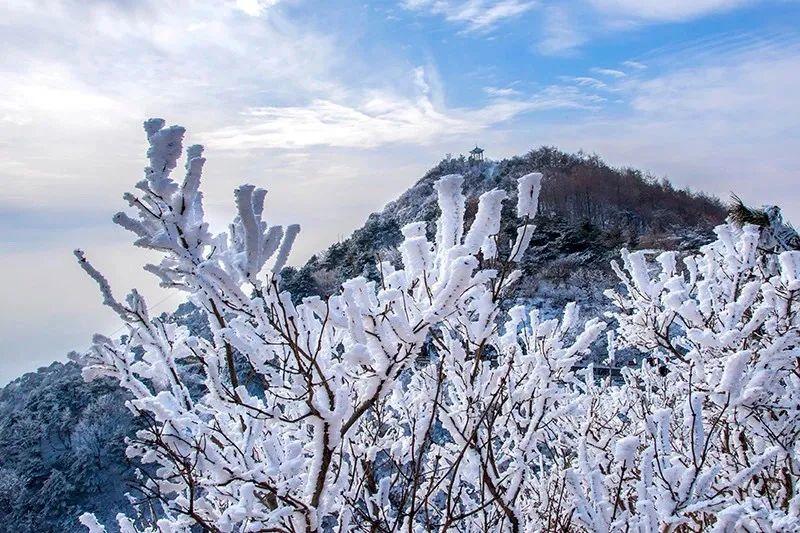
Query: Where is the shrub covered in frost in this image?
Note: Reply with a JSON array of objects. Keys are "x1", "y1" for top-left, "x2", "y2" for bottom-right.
[{"x1": 74, "y1": 120, "x2": 799, "y2": 532}]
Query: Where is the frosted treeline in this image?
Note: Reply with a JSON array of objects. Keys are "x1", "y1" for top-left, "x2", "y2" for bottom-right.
[{"x1": 73, "y1": 120, "x2": 800, "y2": 532}]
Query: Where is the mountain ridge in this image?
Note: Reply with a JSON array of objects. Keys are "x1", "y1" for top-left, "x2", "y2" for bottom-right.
[{"x1": 281, "y1": 146, "x2": 725, "y2": 304}]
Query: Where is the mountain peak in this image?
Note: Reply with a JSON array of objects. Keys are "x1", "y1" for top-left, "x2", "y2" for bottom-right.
[{"x1": 281, "y1": 146, "x2": 726, "y2": 302}]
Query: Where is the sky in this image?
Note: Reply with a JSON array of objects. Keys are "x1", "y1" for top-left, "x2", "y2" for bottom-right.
[{"x1": 1, "y1": 0, "x2": 799, "y2": 382}]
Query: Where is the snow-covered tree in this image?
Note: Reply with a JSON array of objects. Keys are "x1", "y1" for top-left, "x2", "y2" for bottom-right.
[
  {"x1": 555, "y1": 219, "x2": 800, "y2": 531},
  {"x1": 74, "y1": 120, "x2": 800, "y2": 532},
  {"x1": 502, "y1": 215, "x2": 800, "y2": 532}
]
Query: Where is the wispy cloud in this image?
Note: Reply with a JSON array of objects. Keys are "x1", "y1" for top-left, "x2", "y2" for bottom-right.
[
  {"x1": 592, "y1": 67, "x2": 627, "y2": 78},
  {"x1": 402, "y1": 0, "x2": 537, "y2": 31},
  {"x1": 622, "y1": 61, "x2": 646, "y2": 70},
  {"x1": 0, "y1": 0, "x2": 349, "y2": 202},
  {"x1": 563, "y1": 76, "x2": 608, "y2": 89},
  {"x1": 538, "y1": 4, "x2": 586, "y2": 55},
  {"x1": 530, "y1": 1, "x2": 758, "y2": 56},
  {"x1": 202, "y1": 69, "x2": 597, "y2": 150},
  {"x1": 484, "y1": 86, "x2": 522, "y2": 97},
  {"x1": 589, "y1": 0, "x2": 753, "y2": 22},
  {"x1": 203, "y1": 97, "x2": 473, "y2": 150}
]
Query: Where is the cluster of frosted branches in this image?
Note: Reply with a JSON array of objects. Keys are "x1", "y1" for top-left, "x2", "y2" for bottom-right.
[
  {"x1": 74, "y1": 120, "x2": 800, "y2": 532},
  {"x1": 570, "y1": 221, "x2": 800, "y2": 531}
]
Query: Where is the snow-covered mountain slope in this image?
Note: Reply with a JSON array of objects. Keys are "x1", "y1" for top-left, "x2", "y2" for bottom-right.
[
  {"x1": 0, "y1": 362, "x2": 137, "y2": 531},
  {"x1": 0, "y1": 147, "x2": 726, "y2": 531}
]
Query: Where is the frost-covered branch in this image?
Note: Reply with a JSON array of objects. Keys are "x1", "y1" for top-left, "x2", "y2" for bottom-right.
[{"x1": 73, "y1": 120, "x2": 800, "y2": 532}]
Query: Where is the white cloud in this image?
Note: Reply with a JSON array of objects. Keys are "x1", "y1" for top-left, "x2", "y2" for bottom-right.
[
  {"x1": 529, "y1": 1, "x2": 757, "y2": 56},
  {"x1": 201, "y1": 68, "x2": 600, "y2": 150},
  {"x1": 413, "y1": 66, "x2": 431, "y2": 95},
  {"x1": 484, "y1": 86, "x2": 522, "y2": 96},
  {"x1": 1, "y1": 0, "x2": 343, "y2": 110},
  {"x1": 592, "y1": 67, "x2": 627, "y2": 78},
  {"x1": 402, "y1": 0, "x2": 537, "y2": 31},
  {"x1": 235, "y1": 0, "x2": 280, "y2": 17},
  {"x1": 622, "y1": 60, "x2": 647, "y2": 70},
  {"x1": 202, "y1": 98, "x2": 468, "y2": 149},
  {"x1": 0, "y1": 67, "x2": 133, "y2": 128},
  {"x1": 589, "y1": 0, "x2": 752, "y2": 22},
  {"x1": 0, "y1": 0, "x2": 348, "y2": 205},
  {"x1": 538, "y1": 5, "x2": 586, "y2": 55},
  {"x1": 627, "y1": 52, "x2": 798, "y2": 119},
  {"x1": 565, "y1": 76, "x2": 608, "y2": 89}
]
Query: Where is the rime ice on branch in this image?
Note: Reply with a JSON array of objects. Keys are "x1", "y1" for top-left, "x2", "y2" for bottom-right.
[
  {"x1": 73, "y1": 120, "x2": 800, "y2": 532},
  {"x1": 74, "y1": 119, "x2": 573, "y2": 532}
]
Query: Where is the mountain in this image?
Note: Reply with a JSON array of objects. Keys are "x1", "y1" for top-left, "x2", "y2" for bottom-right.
[
  {"x1": 0, "y1": 147, "x2": 727, "y2": 531},
  {"x1": 281, "y1": 148, "x2": 725, "y2": 317},
  {"x1": 0, "y1": 361, "x2": 136, "y2": 531},
  {"x1": 0, "y1": 304, "x2": 206, "y2": 533}
]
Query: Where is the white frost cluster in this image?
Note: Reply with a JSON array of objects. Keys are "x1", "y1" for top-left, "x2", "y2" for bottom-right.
[
  {"x1": 516, "y1": 171, "x2": 542, "y2": 219},
  {"x1": 74, "y1": 120, "x2": 800, "y2": 532}
]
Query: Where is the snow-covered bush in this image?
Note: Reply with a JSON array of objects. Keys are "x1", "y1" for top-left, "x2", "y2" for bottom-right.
[
  {"x1": 515, "y1": 218, "x2": 800, "y2": 531},
  {"x1": 74, "y1": 120, "x2": 799, "y2": 532},
  {"x1": 565, "y1": 221, "x2": 800, "y2": 531}
]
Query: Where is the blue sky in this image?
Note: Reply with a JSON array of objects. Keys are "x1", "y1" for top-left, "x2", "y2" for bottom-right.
[{"x1": 1, "y1": 0, "x2": 800, "y2": 381}]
